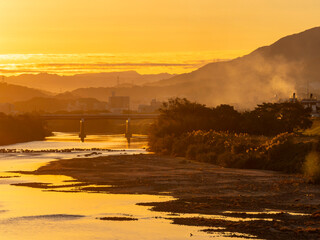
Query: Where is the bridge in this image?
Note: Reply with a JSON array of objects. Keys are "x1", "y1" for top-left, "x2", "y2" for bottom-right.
[{"x1": 40, "y1": 113, "x2": 159, "y2": 142}]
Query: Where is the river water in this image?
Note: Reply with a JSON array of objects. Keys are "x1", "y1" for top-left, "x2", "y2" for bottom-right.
[{"x1": 0, "y1": 132, "x2": 254, "y2": 240}]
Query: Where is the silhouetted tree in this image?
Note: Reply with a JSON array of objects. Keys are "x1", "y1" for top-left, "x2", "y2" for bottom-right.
[
  {"x1": 212, "y1": 104, "x2": 242, "y2": 132},
  {"x1": 149, "y1": 98, "x2": 312, "y2": 141},
  {"x1": 242, "y1": 102, "x2": 312, "y2": 135}
]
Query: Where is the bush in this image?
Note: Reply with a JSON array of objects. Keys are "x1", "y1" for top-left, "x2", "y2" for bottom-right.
[
  {"x1": 303, "y1": 151, "x2": 320, "y2": 184},
  {"x1": 195, "y1": 152, "x2": 217, "y2": 163},
  {"x1": 216, "y1": 152, "x2": 235, "y2": 167},
  {"x1": 186, "y1": 144, "x2": 199, "y2": 160},
  {"x1": 215, "y1": 152, "x2": 248, "y2": 168},
  {"x1": 171, "y1": 137, "x2": 191, "y2": 157},
  {"x1": 257, "y1": 133, "x2": 312, "y2": 173},
  {"x1": 149, "y1": 127, "x2": 316, "y2": 176}
]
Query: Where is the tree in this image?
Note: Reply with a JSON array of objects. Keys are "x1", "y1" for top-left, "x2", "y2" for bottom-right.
[
  {"x1": 243, "y1": 102, "x2": 312, "y2": 135},
  {"x1": 151, "y1": 98, "x2": 215, "y2": 137},
  {"x1": 149, "y1": 98, "x2": 242, "y2": 138},
  {"x1": 213, "y1": 104, "x2": 242, "y2": 132}
]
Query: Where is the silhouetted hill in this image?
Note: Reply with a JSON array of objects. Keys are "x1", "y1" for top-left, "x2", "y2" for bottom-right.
[
  {"x1": 148, "y1": 27, "x2": 320, "y2": 107},
  {"x1": 8, "y1": 27, "x2": 320, "y2": 109},
  {"x1": 251, "y1": 27, "x2": 320, "y2": 60},
  {"x1": 0, "y1": 82, "x2": 49, "y2": 103},
  {"x1": 2, "y1": 71, "x2": 174, "y2": 93}
]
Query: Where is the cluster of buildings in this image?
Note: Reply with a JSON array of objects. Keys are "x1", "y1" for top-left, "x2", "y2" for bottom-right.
[
  {"x1": 0, "y1": 90, "x2": 162, "y2": 114},
  {"x1": 108, "y1": 92, "x2": 161, "y2": 113},
  {"x1": 289, "y1": 92, "x2": 320, "y2": 117},
  {"x1": 2, "y1": 90, "x2": 320, "y2": 116}
]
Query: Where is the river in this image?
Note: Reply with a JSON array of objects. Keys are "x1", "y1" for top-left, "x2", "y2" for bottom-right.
[{"x1": 0, "y1": 132, "x2": 252, "y2": 240}]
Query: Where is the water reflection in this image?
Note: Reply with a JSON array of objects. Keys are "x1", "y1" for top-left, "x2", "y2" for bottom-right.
[
  {"x1": 0, "y1": 133, "x2": 257, "y2": 239},
  {"x1": 0, "y1": 174, "x2": 221, "y2": 240},
  {"x1": 2, "y1": 132, "x2": 148, "y2": 150},
  {"x1": 0, "y1": 132, "x2": 148, "y2": 171}
]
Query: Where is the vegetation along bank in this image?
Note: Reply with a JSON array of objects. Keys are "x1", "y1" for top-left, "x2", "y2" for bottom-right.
[{"x1": 148, "y1": 98, "x2": 320, "y2": 183}]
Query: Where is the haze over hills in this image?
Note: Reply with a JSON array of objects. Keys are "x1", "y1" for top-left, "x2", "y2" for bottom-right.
[
  {"x1": 144, "y1": 26, "x2": 320, "y2": 108},
  {"x1": 2, "y1": 71, "x2": 174, "y2": 93},
  {"x1": 2, "y1": 27, "x2": 320, "y2": 111},
  {"x1": 61, "y1": 27, "x2": 320, "y2": 109},
  {"x1": 0, "y1": 82, "x2": 49, "y2": 103},
  {"x1": 0, "y1": 82, "x2": 109, "y2": 113}
]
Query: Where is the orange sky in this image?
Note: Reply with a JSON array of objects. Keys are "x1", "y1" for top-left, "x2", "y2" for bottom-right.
[{"x1": 0, "y1": 0, "x2": 319, "y2": 74}]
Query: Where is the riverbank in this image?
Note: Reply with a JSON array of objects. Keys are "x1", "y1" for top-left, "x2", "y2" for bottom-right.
[
  {"x1": 0, "y1": 114, "x2": 51, "y2": 146},
  {"x1": 14, "y1": 154, "x2": 320, "y2": 239}
]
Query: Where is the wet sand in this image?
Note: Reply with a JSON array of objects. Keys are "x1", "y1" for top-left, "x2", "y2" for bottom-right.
[{"x1": 14, "y1": 154, "x2": 320, "y2": 239}]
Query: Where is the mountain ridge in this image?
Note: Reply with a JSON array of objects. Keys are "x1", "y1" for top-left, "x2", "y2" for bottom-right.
[
  {"x1": 2, "y1": 71, "x2": 175, "y2": 93},
  {"x1": 0, "y1": 82, "x2": 49, "y2": 103},
  {"x1": 2, "y1": 27, "x2": 320, "y2": 109},
  {"x1": 143, "y1": 26, "x2": 320, "y2": 107}
]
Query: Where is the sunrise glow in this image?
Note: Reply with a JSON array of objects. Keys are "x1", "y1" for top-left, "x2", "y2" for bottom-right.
[{"x1": 1, "y1": 0, "x2": 319, "y2": 75}]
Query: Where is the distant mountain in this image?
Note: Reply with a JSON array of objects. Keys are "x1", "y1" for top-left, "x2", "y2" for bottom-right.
[
  {"x1": 2, "y1": 71, "x2": 174, "y2": 93},
  {"x1": 147, "y1": 27, "x2": 320, "y2": 108},
  {"x1": 0, "y1": 82, "x2": 49, "y2": 103},
  {"x1": 5, "y1": 27, "x2": 320, "y2": 110}
]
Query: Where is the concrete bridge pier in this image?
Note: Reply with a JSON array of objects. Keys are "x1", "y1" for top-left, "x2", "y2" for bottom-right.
[
  {"x1": 79, "y1": 118, "x2": 86, "y2": 142},
  {"x1": 125, "y1": 118, "x2": 132, "y2": 144}
]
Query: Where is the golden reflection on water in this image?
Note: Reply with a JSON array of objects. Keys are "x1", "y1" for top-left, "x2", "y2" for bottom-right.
[
  {"x1": 0, "y1": 179, "x2": 258, "y2": 240},
  {"x1": 1, "y1": 174, "x2": 225, "y2": 240},
  {"x1": 2, "y1": 132, "x2": 148, "y2": 151},
  {"x1": 0, "y1": 133, "x2": 259, "y2": 240}
]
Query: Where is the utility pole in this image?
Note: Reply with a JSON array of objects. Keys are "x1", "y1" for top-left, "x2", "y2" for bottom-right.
[{"x1": 307, "y1": 78, "x2": 310, "y2": 99}]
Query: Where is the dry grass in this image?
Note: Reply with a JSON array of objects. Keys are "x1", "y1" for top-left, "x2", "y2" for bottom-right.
[{"x1": 304, "y1": 151, "x2": 320, "y2": 184}]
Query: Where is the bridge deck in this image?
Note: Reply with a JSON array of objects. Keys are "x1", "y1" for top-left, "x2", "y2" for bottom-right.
[{"x1": 40, "y1": 113, "x2": 159, "y2": 120}]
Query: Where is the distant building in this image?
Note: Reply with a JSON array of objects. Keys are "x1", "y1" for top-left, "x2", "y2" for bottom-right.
[
  {"x1": 138, "y1": 99, "x2": 162, "y2": 113},
  {"x1": 108, "y1": 92, "x2": 130, "y2": 113},
  {"x1": 288, "y1": 92, "x2": 297, "y2": 103},
  {"x1": 289, "y1": 92, "x2": 320, "y2": 117},
  {"x1": 300, "y1": 93, "x2": 320, "y2": 114}
]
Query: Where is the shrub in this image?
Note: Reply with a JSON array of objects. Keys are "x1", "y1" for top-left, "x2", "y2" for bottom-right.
[
  {"x1": 171, "y1": 137, "x2": 189, "y2": 157},
  {"x1": 195, "y1": 152, "x2": 217, "y2": 163},
  {"x1": 186, "y1": 144, "x2": 198, "y2": 160},
  {"x1": 216, "y1": 152, "x2": 238, "y2": 168},
  {"x1": 303, "y1": 151, "x2": 320, "y2": 184}
]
